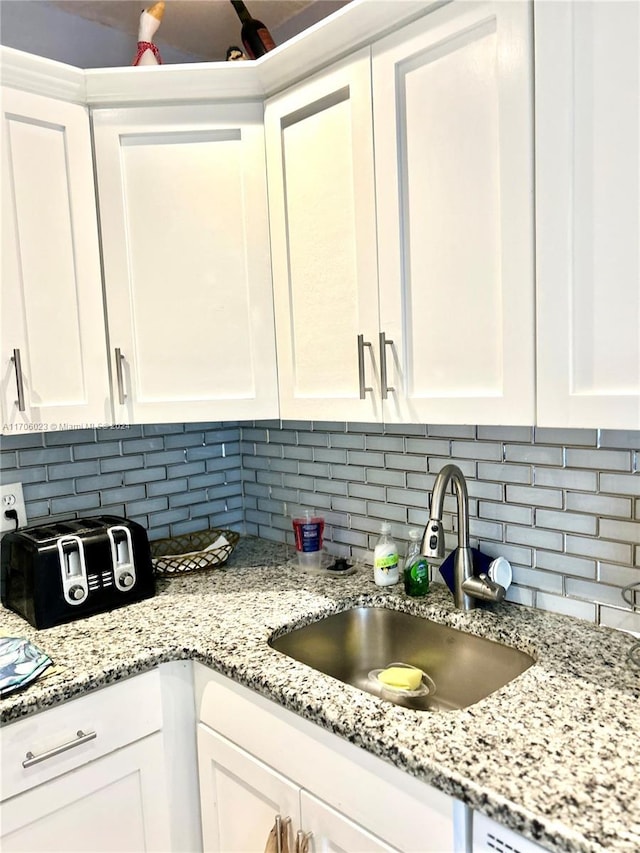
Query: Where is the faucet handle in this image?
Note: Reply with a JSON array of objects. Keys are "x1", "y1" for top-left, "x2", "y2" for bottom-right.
[{"x1": 461, "y1": 573, "x2": 506, "y2": 603}]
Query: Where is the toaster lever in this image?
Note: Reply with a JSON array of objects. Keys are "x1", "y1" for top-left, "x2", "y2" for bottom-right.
[
  {"x1": 61, "y1": 541, "x2": 81, "y2": 577},
  {"x1": 57, "y1": 537, "x2": 89, "y2": 606},
  {"x1": 108, "y1": 526, "x2": 138, "y2": 592}
]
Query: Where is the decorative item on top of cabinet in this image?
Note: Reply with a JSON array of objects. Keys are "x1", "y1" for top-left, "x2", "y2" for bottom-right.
[
  {"x1": 132, "y1": 1, "x2": 165, "y2": 66},
  {"x1": 1, "y1": 87, "x2": 112, "y2": 433},
  {"x1": 92, "y1": 102, "x2": 279, "y2": 425},
  {"x1": 226, "y1": 45, "x2": 248, "y2": 61},
  {"x1": 535, "y1": 0, "x2": 640, "y2": 429},
  {"x1": 230, "y1": 0, "x2": 276, "y2": 60}
]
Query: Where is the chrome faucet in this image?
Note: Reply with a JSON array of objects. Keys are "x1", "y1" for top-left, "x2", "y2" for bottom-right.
[{"x1": 421, "y1": 463, "x2": 505, "y2": 611}]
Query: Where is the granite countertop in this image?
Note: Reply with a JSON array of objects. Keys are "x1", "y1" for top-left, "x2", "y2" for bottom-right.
[{"x1": 1, "y1": 536, "x2": 639, "y2": 853}]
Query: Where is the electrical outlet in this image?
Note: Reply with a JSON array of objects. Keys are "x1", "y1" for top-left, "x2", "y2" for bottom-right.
[{"x1": 0, "y1": 482, "x2": 27, "y2": 534}]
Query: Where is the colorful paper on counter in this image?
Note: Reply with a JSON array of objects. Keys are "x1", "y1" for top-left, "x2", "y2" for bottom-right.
[{"x1": 0, "y1": 636, "x2": 52, "y2": 697}]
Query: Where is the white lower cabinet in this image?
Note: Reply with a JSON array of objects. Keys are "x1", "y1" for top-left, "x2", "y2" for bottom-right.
[
  {"x1": 195, "y1": 667, "x2": 460, "y2": 853},
  {"x1": 197, "y1": 726, "x2": 397, "y2": 853},
  {"x1": 0, "y1": 663, "x2": 201, "y2": 853},
  {"x1": 1, "y1": 733, "x2": 170, "y2": 853},
  {"x1": 197, "y1": 724, "x2": 300, "y2": 852},
  {"x1": 300, "y1": 790, "x2": 398, "y2": 853}
]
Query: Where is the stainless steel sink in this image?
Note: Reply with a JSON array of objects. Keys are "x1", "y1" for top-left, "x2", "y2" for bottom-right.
[{"x1": 269, "y1": 606, "x2": 535, "y2": 711}]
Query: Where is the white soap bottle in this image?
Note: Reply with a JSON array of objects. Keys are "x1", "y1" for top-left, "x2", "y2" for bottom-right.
[{"x1": 373, "y1": 522, "x2": 399, "y2": 587}]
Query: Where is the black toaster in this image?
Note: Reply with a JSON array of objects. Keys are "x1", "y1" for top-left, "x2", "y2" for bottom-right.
[{"x1": 1, "y1": 515, "x2": 155, "y2": 629}]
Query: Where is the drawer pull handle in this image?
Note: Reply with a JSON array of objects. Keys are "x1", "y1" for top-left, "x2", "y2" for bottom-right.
[{"x1": 22, "y1": 729, "x2": 97, "y2": 769}]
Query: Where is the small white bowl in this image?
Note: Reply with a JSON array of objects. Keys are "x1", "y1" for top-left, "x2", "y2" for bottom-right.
[{"x1": 488, "y1": 555, "x2": 512, "y2": 590}]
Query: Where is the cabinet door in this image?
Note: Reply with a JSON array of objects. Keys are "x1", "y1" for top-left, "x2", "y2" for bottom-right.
[
  {"x1": 197, "y1": 723, "x2": 301, "y2": 853},
  {"x1": 265, "y1": 49, "x2": 381, "y2": 422},
  {"x1": 535, "y1": 1, "x2": 640, "y2": 429},
  {"x1": 1, "y1": 87, "x2": 111, "y2": 430},
  {"x1": 373, "y1": 2, "x2": 535, "y2": 425},
  {"x1": 0, "y1": 733, "x2": 172, "y2": 853},
  {"x1": 300, "y1": 790, "x2": 399, "y2": 853},
  {"x1": 198, "y1": 669, "x2": 456, "y2": 853},
  {"x1": 93, "y1": 103, "x2": 278, "y2": 424}
]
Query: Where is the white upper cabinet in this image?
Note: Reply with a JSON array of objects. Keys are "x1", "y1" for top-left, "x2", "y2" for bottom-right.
[
  {"x1": 373, "y1": 0, "x2": 535, "y2": 425},
  {"x1": 535, "y1": 1, "x2": 640, "y2": 429},
  {"x1": 93, "y1": 103, "x2": 279, "y2": 425},
  {"x1": 265, "y1": 49, "x2": 381, "y2": 422},
  {"x1": 266, "y1": 2, "x2": 535, "y2": 425},
  {"x1": 1, "y1": 87, "x2": 111, "y2": 430}
]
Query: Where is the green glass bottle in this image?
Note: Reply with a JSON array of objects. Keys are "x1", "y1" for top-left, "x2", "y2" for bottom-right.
[{"x1": 403, "y1": 529, "x2": 430, "y2": 597}]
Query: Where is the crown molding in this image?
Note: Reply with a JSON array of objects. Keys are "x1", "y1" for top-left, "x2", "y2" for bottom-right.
[
  {"x1": 0, "y1": 46, "x2": 86, "y2": 103},
  {"x1": 1, "y1": 1, "x2": 441, "y2": 107}
]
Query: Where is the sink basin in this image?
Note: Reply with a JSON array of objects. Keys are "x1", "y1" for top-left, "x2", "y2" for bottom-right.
[{"x1": 269, "y1": 606, "x2": 534, "y2": 711}]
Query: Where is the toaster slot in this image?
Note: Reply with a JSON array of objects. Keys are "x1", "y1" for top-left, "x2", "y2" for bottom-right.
[
  {"x1": 107, "y1": 526, "x2": 137, "y2": 592},
  {"x1": 57, "y1": 537, "x2": 89, "y2": 606}
]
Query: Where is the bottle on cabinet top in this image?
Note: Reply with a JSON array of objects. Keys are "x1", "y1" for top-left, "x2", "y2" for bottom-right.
[{"x1": 230, "y1": 0, "x2": 276, "y2": 59}]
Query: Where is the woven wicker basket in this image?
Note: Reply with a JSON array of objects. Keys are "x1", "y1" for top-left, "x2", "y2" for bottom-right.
[{"x1": 150, "y1": 528, "x2": 240, "y2": 575}]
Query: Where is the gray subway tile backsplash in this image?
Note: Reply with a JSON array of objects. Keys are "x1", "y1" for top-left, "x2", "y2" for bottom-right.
[
  {"x1": 1, "y1": 423, "x2": 243, "y2": 540},
  {"x1": 565, "y1": 492, "x2": 633, "y2": 518},
  {"x1": 600, "y1": 472, "x2": 640, "y2": 496},
  {"x1": 534, "y1": 427, "x2": 598, "y2": 447},
  {"x1": 1, "y1": 420, "x2": 639, "y2": 633},
  {"x1": 599, "y1": 429, "x2": 640, "y2": 450},
  {"x1": 599, "y1": 518, "x2": 640, "y2": 544},
  {"x1": 504, "y1": 444, "x2": 564, "y2": 466},
  {"x1": 566, "y1": 448, "x2": 632, "y2": 471},
  {"x1": 505, "y1": 484, "x2": 564, "y2": 509},
  {"x1": 534, "y1": 591, "x2": 597, "y2": 622}
]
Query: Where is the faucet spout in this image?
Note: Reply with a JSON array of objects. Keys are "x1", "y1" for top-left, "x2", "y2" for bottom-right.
[{"x1": 421, "y1": 464, "x2": 477, "y2": 611}]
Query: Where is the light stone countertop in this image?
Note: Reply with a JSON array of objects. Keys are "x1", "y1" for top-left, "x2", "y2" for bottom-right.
[{"x1": 1, "y1": 536, "x2": 639, "y2": 853}]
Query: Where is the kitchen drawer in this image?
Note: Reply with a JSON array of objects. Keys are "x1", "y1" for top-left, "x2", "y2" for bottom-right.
[{"x1": 1, "y1": 669, "x2": 162, "y2": 800}]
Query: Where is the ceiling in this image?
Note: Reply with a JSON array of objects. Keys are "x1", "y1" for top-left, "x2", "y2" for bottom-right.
[{"x1": 48, "y1": 0, "x2": 350, "y2": 62}]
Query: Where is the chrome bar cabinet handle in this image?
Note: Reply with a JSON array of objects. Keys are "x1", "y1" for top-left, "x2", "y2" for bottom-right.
[
  {"x1": 357, "y1": 334, "x2": 373, "y2": 400},
  {"x1": 379, "y1": 331, "x2": 394, "y2": 400},
  {"x1": 11, "y1": 348, "x2": 26, "y2": 412},
  {"x1": 275, "y1": 815, "x2": 282, "y2": 853},
  {"x1": 296, "y1": 829, "x2": 312, "y2": 853},
  {"x1": 114, "y1": 347, "x2": 126, "y2": 405},
  {"x1": 22, "y1": 729, "x2": 97, "y2": 768}
]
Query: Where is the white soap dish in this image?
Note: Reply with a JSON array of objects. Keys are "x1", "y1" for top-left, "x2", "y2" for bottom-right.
[{"x1": 367, "y1": 662, "x2": 435, "y2": 698}]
